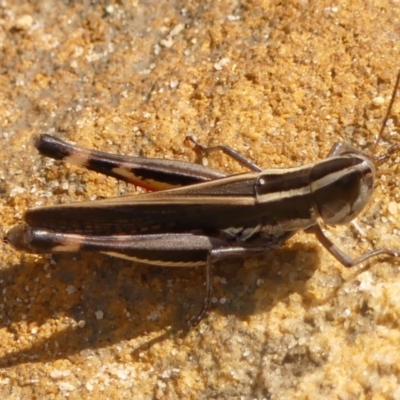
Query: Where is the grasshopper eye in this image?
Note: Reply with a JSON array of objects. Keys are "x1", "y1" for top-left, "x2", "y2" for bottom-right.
[{"x1": 311, "y1": 159, "x2": 375, "y2": 226}]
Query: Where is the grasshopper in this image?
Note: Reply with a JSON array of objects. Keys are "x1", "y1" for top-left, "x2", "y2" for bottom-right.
[{"x1": 4, "y1": 73, "x2": 400, "y2": 325}]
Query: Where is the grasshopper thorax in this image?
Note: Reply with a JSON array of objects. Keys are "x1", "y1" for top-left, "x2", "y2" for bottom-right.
[{"x1": 310, "y1": 153, "x2": 375, "y2": 226}]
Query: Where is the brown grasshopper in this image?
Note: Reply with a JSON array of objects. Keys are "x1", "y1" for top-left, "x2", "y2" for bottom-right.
[{"x1": 5, "y1": 72, "x2": 400, "y2": 324}]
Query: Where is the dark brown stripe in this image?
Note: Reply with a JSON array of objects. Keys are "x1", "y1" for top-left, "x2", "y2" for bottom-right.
[
  {"x1": 255, "y1": 166, "x2": 312, "y2": 195},
  {"x1": 87, "y1": 157, "x2": 226, "y2": 185},
  {"x1": 310, "y1": 155, "x2": 368, "y2": 182}
]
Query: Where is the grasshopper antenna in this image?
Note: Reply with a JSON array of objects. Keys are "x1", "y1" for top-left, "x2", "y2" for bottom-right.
[{"x1": 372, "y1": 70, "x2": 400, "y2": 152}]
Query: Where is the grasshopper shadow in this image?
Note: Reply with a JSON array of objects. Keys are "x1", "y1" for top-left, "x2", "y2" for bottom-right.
[
  {"x1": 0, "y1": 242, "x2": 321, "y2": 367},
  {"x1": 210, "y1": 241, "x2": 320, "y2": 319}
]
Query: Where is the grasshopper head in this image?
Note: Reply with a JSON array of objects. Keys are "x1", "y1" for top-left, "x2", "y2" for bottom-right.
[{"x1": 310, "y1": 154, "x2": 375, "y2": 226}]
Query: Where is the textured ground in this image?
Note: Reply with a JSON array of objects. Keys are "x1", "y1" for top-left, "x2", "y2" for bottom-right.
[{"x1": 1, "y1": 1, "x2": 400, "y2": 399}]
